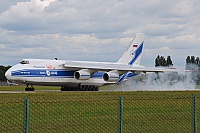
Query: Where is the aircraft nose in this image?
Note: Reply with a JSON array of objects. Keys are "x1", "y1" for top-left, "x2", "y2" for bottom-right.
[{"x1": 5, "y1": 68, "x2": 11, "y2": 80}]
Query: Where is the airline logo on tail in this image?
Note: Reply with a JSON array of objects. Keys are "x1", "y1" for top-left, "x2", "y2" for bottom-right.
[
  {"x1": 128, "y1": 42, "x2": 143, "y2": 65},
  {"x1": 130, "y1": 50, "x2": 135, "y2": 57}
]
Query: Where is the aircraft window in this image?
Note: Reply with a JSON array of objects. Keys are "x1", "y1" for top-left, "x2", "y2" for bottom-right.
[{"x1": 20, "y1": 60, "x2": 29, "y2": 64}]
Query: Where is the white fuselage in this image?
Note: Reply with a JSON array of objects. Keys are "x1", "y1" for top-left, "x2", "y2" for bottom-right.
[{"x1": 5, "y1": 59, "x2": 136, "y2": 87}]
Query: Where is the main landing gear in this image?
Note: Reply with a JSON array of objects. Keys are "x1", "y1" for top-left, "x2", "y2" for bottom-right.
[
  {"x1": 60, "y1": 85, "x2": 99, "y2": 91},
  {"x1": 25, "y1": 85, "x2": 35, "y2": 91}
]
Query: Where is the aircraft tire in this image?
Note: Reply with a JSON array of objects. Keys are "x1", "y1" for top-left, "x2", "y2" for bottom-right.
[
  {"x1": 83, "y1": 85, "x2": 86, "y2": 91},
  {"x1": 61, "y1": 86, "x2": 98, "y2": 91},
  {"x1": 30, "y1": 87, "x2": 35, "y2": 91},
  {"x1": 25, "y1": 87, "x2": 35, "y2": 91},
  {"x1": 61, "y1": 86, "x2": 72, "y2": 91},
  {"x1": 94, "y1": 86, "x2": 99, "y2": 91},
  {"x1": 87, "y1": 86, "x2": 90, "y2": 91},
  {"x1": 25, "y1": 87, "x2": 29, "y2": 91},
  {"x1": 80, "y1": 87, "x2": 83, "y2": 91},
  {"x1": 92, "y1": 86, "x2": 95, "y2": 91}
]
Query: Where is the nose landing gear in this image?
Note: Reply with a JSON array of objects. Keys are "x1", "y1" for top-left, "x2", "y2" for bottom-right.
[{"x1": 25, "y1": 85, "x2": 35, "y2": 91}]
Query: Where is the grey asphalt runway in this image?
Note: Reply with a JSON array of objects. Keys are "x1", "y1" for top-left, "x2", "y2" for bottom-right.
[
  {"x1": 0, "y1": 89, "x2": 114, "y2": 93},
  {"x1": 0, "y1": 88, "x2": 199, "y2": 94}
]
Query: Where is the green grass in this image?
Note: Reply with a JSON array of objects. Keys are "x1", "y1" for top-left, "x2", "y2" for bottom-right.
[{"x1": 0, "y1": 89, "x2": 200, "y2": 132}]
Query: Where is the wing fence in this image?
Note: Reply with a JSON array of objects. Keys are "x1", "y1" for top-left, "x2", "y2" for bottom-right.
[{"x1": 0, "y1": 94, "x2": 198, "y2": 133}]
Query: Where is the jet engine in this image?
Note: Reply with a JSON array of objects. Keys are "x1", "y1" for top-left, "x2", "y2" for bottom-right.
[
  {"x1": 74, "y1": 69, "x2": 91, "y2": 80},
  {"x1": 103, "y1": 70, "x2": 120, "y2": 82}
]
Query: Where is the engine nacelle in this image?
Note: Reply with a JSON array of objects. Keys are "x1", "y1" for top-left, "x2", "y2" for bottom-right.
[
  {"x1": 103, "y1": 71, "x2": 119, "y2": 82},
  {"x1": 74, "y1": 69, "x2": 91, "y2": 80}
]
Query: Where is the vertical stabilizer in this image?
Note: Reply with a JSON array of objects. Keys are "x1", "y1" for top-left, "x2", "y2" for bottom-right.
[{"x1": 117, "y1": 33, "x2": 144, "y2": 66}]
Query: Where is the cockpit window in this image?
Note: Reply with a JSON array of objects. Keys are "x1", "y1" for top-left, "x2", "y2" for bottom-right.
[{"x1": 20, "y1": 60, "x2": 29, "y2": 64}]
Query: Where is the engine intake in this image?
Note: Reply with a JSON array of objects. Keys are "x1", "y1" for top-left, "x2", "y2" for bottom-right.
[
  {"x1": 103, "y1": 71, "x2": 119, "y2": 82},
  {"x1": 74, "y1": 69, "x2": 91, "y2": 80}
]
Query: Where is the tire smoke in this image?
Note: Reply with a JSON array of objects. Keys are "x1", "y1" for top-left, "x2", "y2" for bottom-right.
[{"x1": 117, "y1": 71, "x2": 197, "y2": 91}]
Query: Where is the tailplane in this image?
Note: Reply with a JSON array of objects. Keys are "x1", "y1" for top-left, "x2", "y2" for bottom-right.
[{"x1": 117, "y1": 33, "x2": 144, "y2": 66}]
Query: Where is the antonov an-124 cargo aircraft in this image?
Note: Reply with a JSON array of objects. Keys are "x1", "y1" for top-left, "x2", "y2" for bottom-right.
[{"x1": 5, "y1": 33, "x2": 176, "y2": 91}]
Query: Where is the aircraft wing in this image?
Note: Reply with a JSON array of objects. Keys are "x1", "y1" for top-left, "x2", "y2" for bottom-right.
[{"x1": 64, "y1": 60, "x2": 177, "y2": 73}]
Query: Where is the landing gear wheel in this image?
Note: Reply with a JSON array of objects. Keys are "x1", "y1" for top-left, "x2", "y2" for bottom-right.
[
  {"x1": 61, "y1": 86, "x2": 64, "y2": 91},
  {"x1": 25, "y1": 85, "x2": 35, "y2": 91},
  {"x1": 60, "y1": 86, "x2": 72, "y2": 91},
  {"x1": 25, "y1": 87, "x2": 29, "y2": 91},
  {"x1": 30, "y1": 87, "x2": 35, "y2": 91},
  {"x1": 95, "y1": 87, "x2": 99, "y2": 91},
  {"x1": 79, "y1": 85, "x2": 99, "y2": 91},
  {"x1": 61, "y1": 85, "x2": 99, "y2": 91}
]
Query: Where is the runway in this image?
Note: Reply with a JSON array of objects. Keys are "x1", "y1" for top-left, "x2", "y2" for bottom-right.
[
  {"x1": 0, "y1": 88, "x2": 199, "y2": 93},
  {"x1": 0, "y1": 89, "x2": 114, "y2": 93},
  {"x1": 0, "y1": 90, "x2": 61, "y2": 93}
]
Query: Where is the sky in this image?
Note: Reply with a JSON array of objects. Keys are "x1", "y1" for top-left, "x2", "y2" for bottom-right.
[{"x1": 0, "y1": 0, "x2": 200, "y2": 68}]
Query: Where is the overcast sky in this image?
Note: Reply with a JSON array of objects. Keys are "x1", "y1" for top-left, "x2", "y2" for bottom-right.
[{"x1": 0, "y1": 0, "x2": 199, "y2": 68}]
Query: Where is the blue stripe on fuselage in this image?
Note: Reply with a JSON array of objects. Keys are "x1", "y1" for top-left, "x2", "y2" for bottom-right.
[
  {"x1": 11, "y1": 69, "x2": 105, "y2": 79},
  {"x1": 11, "y1": 69, "x2": 74, "y2": 78}
]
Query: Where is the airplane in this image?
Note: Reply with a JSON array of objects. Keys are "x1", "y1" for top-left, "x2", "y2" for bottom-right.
[{"x1": 5, "y1": 33, "x2": 176, "y2": 91}]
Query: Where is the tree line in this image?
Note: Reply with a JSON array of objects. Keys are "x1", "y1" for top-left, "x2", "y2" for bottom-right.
[
  {"x1": 0, "y1": 65, "x2": 11, "y2": 81},
  {"x1": 155, "y1": 55, "x2": 200, "y2": 85},
  {"x1": 185, "y1": 56, "x2": 200, "y2": 84},
  {"x1": 155, "y1": 55, "x2": 173, "y2": 67},
  {"x1": 186, "y1": 56, "x2": 200, "y2": 67}
]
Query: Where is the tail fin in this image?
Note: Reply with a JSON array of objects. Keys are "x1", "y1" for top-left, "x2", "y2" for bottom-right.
[{"x1": 117, "y1": 33, "x2": 144, "y2": 66}]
